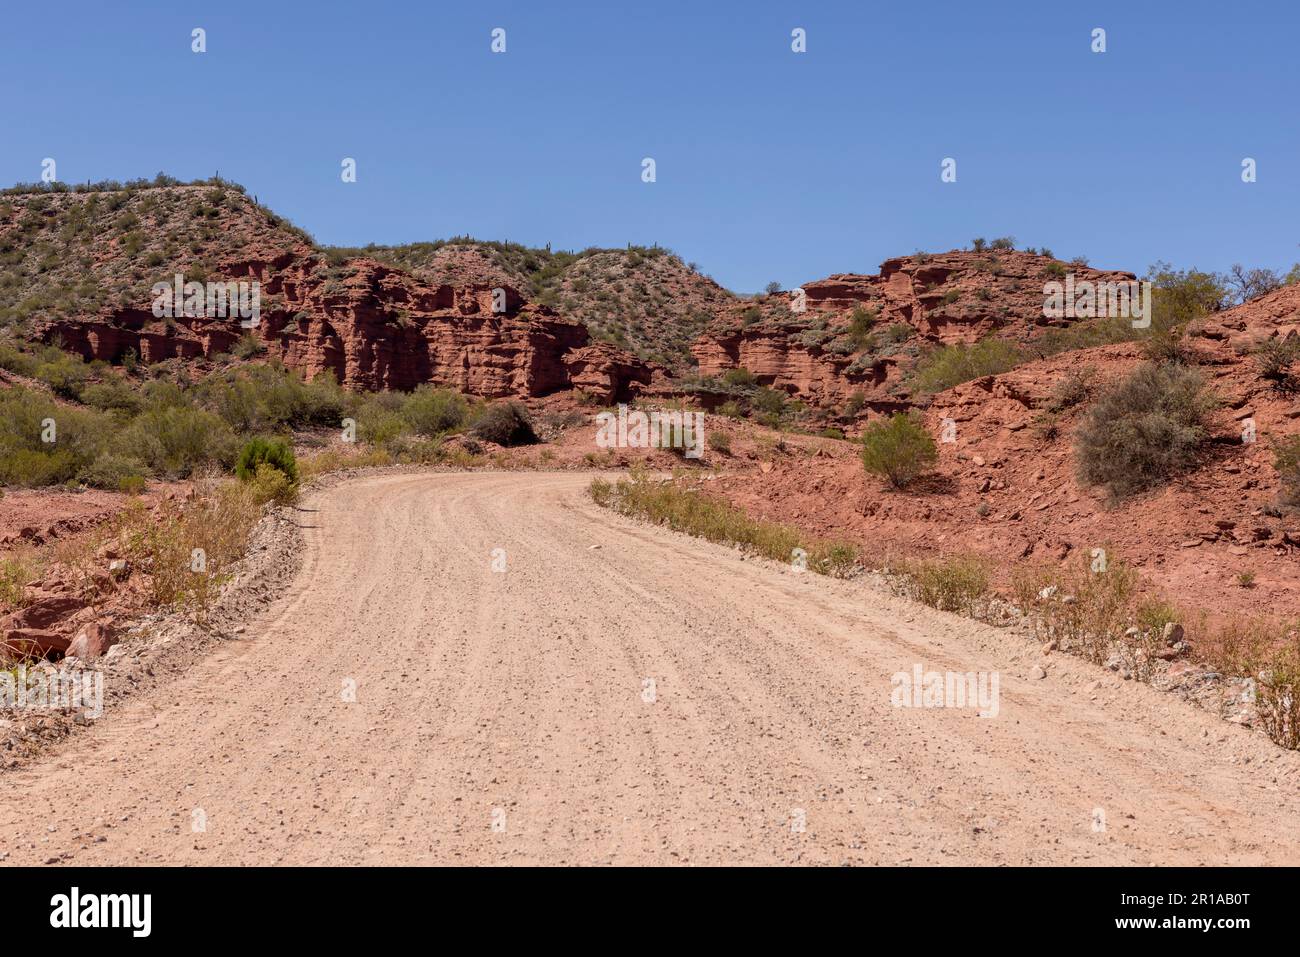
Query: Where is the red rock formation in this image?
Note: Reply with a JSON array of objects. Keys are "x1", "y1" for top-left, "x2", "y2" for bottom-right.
[
  {"x1": 691, "y1": 250, "x2": 1137, "y2": 412},
  {"x1": 562, "y1": 342, "x2": 661, "y2": 401},
  {"x1": 701, "y1": 284, "x2": 1300, "y2": 625},
  {"x1": 35, "y1": 256, "x2": 654, "y2": 402}
]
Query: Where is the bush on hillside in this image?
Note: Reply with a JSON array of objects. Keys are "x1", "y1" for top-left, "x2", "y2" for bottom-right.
[
  {"x1": 123, "y1": 406, "x2": 237, "y2": 478},
  {"x1": 912, "y1": 338, "x2": 1024, "y2": 394},
  {"x1": 1273, "y1": 435, "x2": 1300, "y2": 507},
  {"x1": 1256, "y1": 336, "x2": 1300, "y2": 391},
  {"x1": 860, "y1": 413, "x2": 937, "y2": 488},
  {"x1": 471, "y1": 402, "x2": 537, "y2": 446},
  {"x1": 847, "y1": 306, "x2": 877, "y2": 349},
  {"x1": 401, "y1": 386, "x2": 468, "y2": 437},
  {"x1": 1074, "y1": 363, "x2": 1214, "y2": 500},
  {"x1": 722, "y1": 368, "x2": 757, "y2": 388},
  {"x1": 76, "y1": 452, "x2": 148, "y2": 491}
]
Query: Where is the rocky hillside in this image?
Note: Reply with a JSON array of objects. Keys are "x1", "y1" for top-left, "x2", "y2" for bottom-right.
[
  {"x1": 331, "y1": 240, "x2": 734, "y2": 371},
  {"x1": 0, "y1": 179, "x2": 657, "y2": 402},
  {"x1": 690, "y1": 249, "x2": 1137, "y2": 416},
  {"x1": 701, "y1": 280, "x2": 1300, "y2": 625},
  {"x1": 0, "y1": 177, "x2": 310, "y2": 334}
]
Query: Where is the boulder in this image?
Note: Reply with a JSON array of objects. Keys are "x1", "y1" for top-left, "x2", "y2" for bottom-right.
[
  {"x1": 3, "y1": 594, "x2": 85, "y2": 631},
  {"x1": 1, "y1": 629, "x2": 70, "y2": 660},
  {"x1": 65, "y1": 621, "x2": 119, "y2": 661}
]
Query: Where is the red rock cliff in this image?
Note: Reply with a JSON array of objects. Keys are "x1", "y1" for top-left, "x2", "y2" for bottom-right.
[{"x1": 36, "y1": 254, "x2": 654, "y2": 402}]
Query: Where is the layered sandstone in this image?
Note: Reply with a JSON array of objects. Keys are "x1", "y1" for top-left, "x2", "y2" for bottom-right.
[
  {"x1": 35, "y1": 257, "x2": 655, "y2": 402},
  {"x1": 691, "y1": 250, "x2": 1137, "y2": 412}
]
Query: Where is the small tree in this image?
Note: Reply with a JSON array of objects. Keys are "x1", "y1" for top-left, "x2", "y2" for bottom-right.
[
  {"x1": 764, "y1": 281, "x2": 782, "y2": 295},
  {"x1": 860, "y1": 413, "x2": 938, "y2": 488},
  {"x1": 1225, "y1": 263, "x2": 1282, "y2": 304}
]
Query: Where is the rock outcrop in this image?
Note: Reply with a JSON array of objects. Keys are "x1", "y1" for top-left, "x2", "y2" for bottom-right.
[
  {"x1": 691, "y1": 250, "x2": 1136, "y2": 413},
  {"x1": 35, "y1": 257, "x2": 656, "y2": 403}
]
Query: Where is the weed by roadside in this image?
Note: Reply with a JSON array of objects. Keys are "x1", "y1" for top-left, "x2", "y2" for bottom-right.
[{"x1": 588, "y1": 470, "x2": 858, "y2": 577}]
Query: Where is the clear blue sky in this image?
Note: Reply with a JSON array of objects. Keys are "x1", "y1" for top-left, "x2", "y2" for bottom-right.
[{"x1": 2, "y1": 0, "x2": 1295, "y2": 293}]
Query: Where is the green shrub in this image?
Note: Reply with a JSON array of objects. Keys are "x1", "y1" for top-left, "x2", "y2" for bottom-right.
[
  {"x1": 235, "y1": 437, "x2": 299, "y2": 484},
  {"x1": 33, "y1": 351, "x2": 91, "y2": 399},
  {"x1": 706, "y1": 431, "x2": 731, "y2": 454},
  {"x1": 401, "y1": 386, "x2": 468, "y2": 437},
  {"x1": 1256, "y1": 336, "x2": 1300, "y2": 390},
  {"x1": 123, "y1": 406, "x2": 236, "y2": 477},
  {"x1": 81, "y1": 376, "x2": 144, "y2": 416},
  {"x1": 722, "y1": 368, "x2": 757, "y2": 388},
  {"x1": 248, "y1": 462, "x2": 298, "y2": 505},
  {"x1": 750, "y1": 387, "x2": 786, "y2": 416},
  {"x1": 357, "y1": 405, "x2": 406, "y2": 446},
  {"x1": 860, "y1": 413, "x2": 937, "y2": 488},
  {"x1": 913, "y1": 338, "x2": 1024, "y2": 394},
  {"x1": 1145, "y1": 261, "x2": 1229, "y2": 327},
  {"x1": 880, "y1": 324, "x2": 912, "y2": 345},
  {"x1": 894, "y1": 556, "x2": 990, "y2": 614},
  {"x1": 471, "y1": 402, "x2": 537, "y2": 446},
  {"x1": 847, "y1": 306, "x2": 877, "y2": 349},
  {"x1": 201, "y1": 365, "x2": 345, "y2": 433},
  {"x1": 0, "y1": 386, "x2": 111, "y2": 484},
  {"x1": 232, "y1": 334, "x2": 266, "y2": 359},
  {"x1": 1074, "y1": 363, "x2": 1214, "y2": 500},
  {"x1": 0, "y1": 448, "x2": 79, "y2": 486},
  {"x1": 76, "y1": 452, "x2": 148, "y2": 490}
]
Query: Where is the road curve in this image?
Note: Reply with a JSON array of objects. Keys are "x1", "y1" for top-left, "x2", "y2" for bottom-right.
[{"x1": 3, "y1": 471, "x2": 1299, "y2": 865}]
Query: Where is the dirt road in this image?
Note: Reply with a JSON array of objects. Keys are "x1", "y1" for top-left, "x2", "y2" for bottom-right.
[{"x1": 3, "y1": 471, "x2": 1299, "y2": 865}]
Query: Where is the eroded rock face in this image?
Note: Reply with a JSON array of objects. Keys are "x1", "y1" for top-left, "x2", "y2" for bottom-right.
[
  {"x1": 562, "y1": 342, "x2": 663, "y2": 402},
  {"x1": 691, "y1": 250, "x2": 1136, "y2": 412},
  {"x1": 35, "y1": 257, "x2": 654, "y2": 402},
  {"x1": 692, "y1": 324, "x2": 891, "y2": 406}
]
